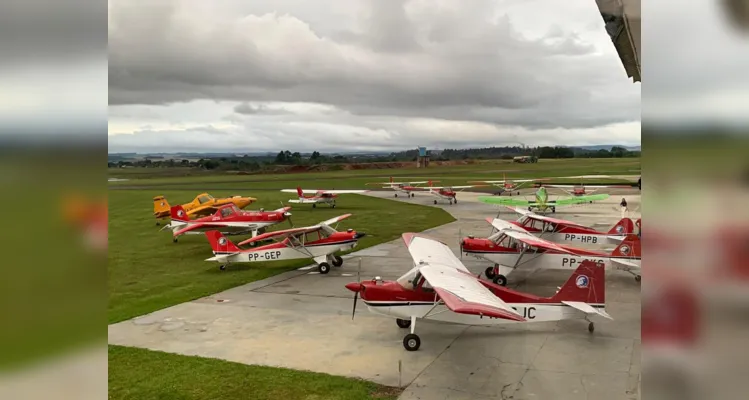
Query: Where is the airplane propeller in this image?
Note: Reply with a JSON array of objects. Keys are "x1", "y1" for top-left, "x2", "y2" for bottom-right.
[
  {"x1": 351, "y1": 258, "x2": 362, "y2": 320},
  {"x1": 280, "y1": 201, "x2": 295, "y2": 227}
]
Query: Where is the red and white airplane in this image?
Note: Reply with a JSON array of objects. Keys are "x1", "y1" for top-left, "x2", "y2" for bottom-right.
[
  {"x1": 468, "y1": 174, "x2": 546, "y2": 196},
  {"x1": 163, "y1": 204, "x2": 292, "y2": 242},
  {"x1": 367, "y1": 177, "x2": 438, "y2": 198},
  {"x1": 460, "y1": 218, "x2": 641, "y2": 285},
  {"x1": 345, "y1": 233, "x2": 611, "y2": 351},
  {"x1": 204, "y1": 214, "x2": 365, "y2": 273},
  {"x1": 506, "y1": 206, "x2": 636, "y2": 249},
  {"x1": 416, "y1": 182, "x2": 487, "y2": 205},
  {"x1": 281, "y1": 187, "x2": 368, "y2": 208},
  {"x1": 539, "y1": 175, "x2": 632, "y2": 196}
]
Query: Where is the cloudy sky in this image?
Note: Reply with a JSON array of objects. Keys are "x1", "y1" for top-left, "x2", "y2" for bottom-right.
[{"x1": 108, "y1": 0, "x2": 643, "y2": 154}]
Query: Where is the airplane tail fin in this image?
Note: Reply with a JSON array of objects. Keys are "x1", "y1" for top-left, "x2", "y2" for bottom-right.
[
  {"x1": 428, "y1": 180, "x2": 433, "y2": 187},
  {"x1": 610, "y1": 234, "x2": 641, "y2": 257},
  {"x1": 296, "y1": 186, "x2": 304, "y2": 199},
  {"x1": 153, "y1": 196, "x2": 170, "y2": 216},
  {"x1": 170, "y1": 205, "x2": 189, "y2": 222},
  {"x1": 551, "y1": 260, "x2": 605, "y2": 304},
  {"x1": 205, "y1": 230, "x2": 240, "y2": 253},
  {"x1": 608, "y1": 218, "x2": 635, "y2": 235}
]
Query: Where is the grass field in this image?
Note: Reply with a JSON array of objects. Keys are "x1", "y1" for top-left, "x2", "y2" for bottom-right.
[{"x1": 109, "y1": 345, "x2": 401, "y2": 400}]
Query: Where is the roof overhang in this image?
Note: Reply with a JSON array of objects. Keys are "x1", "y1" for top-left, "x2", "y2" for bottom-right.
[{"x1": 595, "y1": 0, "x2": 641, "y2": 82}]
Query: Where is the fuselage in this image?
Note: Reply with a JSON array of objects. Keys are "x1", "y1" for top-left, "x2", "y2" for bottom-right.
[
  {"x1": 353, "y1": 280, "x2": 601, "y2": 326},
  {"x1": 510, "y1": 221, "x2": 625, "y2": 249},
  {"x1": 212, "y1": 232, "x2": 359, "y2": 263}
]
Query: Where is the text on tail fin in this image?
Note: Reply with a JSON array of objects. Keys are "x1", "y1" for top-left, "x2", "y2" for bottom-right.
[
  {"x1": 205, "y1": 230, "x2": 240, "y2": 252},
  {"x1": 611, "y1": 234, "x2": 640, "y2": 257},
  {"x1": 608, "y1": 218, "x2": 635, "y2": 235},
  {"x1": 551, "y1": 260, "x2": 605, "y2": 304}
]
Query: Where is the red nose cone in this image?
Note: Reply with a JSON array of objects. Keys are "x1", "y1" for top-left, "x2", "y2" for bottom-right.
[{"x1": 345, "y1": 282, "x2": 361, "y2": 293}]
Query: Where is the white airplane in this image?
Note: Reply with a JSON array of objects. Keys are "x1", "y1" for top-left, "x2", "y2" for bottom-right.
[
  {"x1": 416, "y1": 183, "x2": 487, "y2": 205},
  {"x1": 204, "y1": 214, "x2": 365, "y2": 273},
  {"x1": 345, "y1": 233, "x2": 612, "y2": 351},
  {"x1": 506, "y1": 206, "x2": 636, "y2": 249},
  {"x1": 468, "y1": 174, "x2": 547, "y2": 196},
  {"x1": 540, "y1": 175, "x2": 633, "y2": 196},
  {"x1": 366, "y1": 177, "x2": 437, "y2": 198},
  {"x1": 460, "y1": 218, "x2": 641, "y2": 285},
  {"x1": 280, "y1": 187, "x2": 368, "y2": 208}
]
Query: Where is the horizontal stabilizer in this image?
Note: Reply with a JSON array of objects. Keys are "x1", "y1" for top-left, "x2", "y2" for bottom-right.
[
  {"x1": 611, "y1": 259, "x2": 640, "y2": 270},
  {"x1": 562, "y1": 301, "x2": 613, "y2": 320},
  {"x1": 205, "y1": 253, "x2": 240, "y2": 263}
]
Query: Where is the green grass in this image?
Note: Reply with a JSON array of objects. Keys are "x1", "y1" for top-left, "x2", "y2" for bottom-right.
[
  {"x1": 109, "y1": 189, "x2": 455, "y2": 323},
  {"x1": 109, "y1": 345, "x2": 402, "y2": 400}
]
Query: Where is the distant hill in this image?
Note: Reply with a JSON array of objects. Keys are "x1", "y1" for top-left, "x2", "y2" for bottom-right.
[{"x1": 575, "y1": 145, "x2": 641, "y2": 151}]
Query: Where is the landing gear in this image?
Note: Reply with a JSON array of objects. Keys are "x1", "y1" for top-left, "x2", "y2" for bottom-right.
[
  {"x1": 493, "y1": 274, "x2": 507, "y2": 286},
  {"x1": 173, "y1": 237, "x2": 178, "y2": 243},
  {"x1": 312, "y1": 203, "x2": 317, "y2": 208},
  {"x1": 156, "y1": 221, "x2": 160, "y2": 226},
  {"x1": 551, "y1": 206, "x2": 556, "y2": 213},
  {"x1": 219, "y1": 265, "x2": 227, "y2": 271},
  {"x1": 395, "y1": 193, "x2": 398, "y2": 198},
  {"x1": 410, "y1": 193, "x2": 415, "y2": 198},
  {"x1": 332, "y1": 255, "x2": 343, "y2": 267},
  {"x1": 403, "y1": 334, "x2": 421, "y2": 351},
  {"x1": 635, "y1": 274, "x2": 641, "y2": 282},
  {"x1": 588, "y1": 322, "x2": 595, "y2": 333},
  {"x1": 318, "y1": 262, "x2": 331, "y2": 274},
  {"x1": 434, "y1": 200, "x2": 438, "y2": 205},
  {"x1": 528, "y1": 206, "x2": 533, "y2": 211},
  {"x1": 331, "y1": 203, "x2": 336, "y2": 209},
  {"x1": 396, "y1": 318, "x2": 411, "y2": 328},
  {"x1": 453, "y1": 197, "x2": 457, "y2": 204},
  {"x1": 485, "y1": 266, "x2": 497, "y2": 280},
  {"x1": 517, "y1": 191, "x2": 520, "y2": 195}
]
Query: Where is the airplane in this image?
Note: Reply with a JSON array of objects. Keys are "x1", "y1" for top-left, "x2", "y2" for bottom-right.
[
  {"x1": 476, "y1": 186, "x2": 609, "y2": 213},
  {"x1": 280, "y1": 187, "x2": 368, "y2": 208},
  {"x1": 345, "y1": 233, "x2": 612, "y2": 351},
  {"x1": 506, "y1": 206, "x2": 636, "y2": 249},
  {"x1": 153, "y1": 192, "x2": 257, "y2": 225},
  {"x1": 536, "y1": 175, "x2": 632, "y2": 197},
  {"x1": 162, "y1": 203, "x2": 293, "y2": 242},
  {"x1": 416, "y1": 183, "x2": 487, "y2": 205},
  {"x1": 366, "y1": 177, "x2": 438, "y2": 198},
  {"x1": 203, "y1": 214, "x2": 365, "y2": 273},
  {"x1": 460, "y1": 217, "x2": 641, "y2": 285},
  {"x1": 468, "y1": 174, "x2": 547, "y2": 196}
]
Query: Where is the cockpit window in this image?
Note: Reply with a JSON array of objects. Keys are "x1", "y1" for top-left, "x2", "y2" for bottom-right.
[
  {"x1": 221, "y1": 207, "x2": 234, "y2": 218},
  {"x1": 198, "y1": 195, "x2": 212, "y2": 204},
  {"x1": 396, "y1": 267, "x2": 420, "y2": 290}
]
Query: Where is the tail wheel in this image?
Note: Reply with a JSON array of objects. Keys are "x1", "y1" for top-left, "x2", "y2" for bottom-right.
[
  {"x1": 484, "y1": 266, "x2": 497, "y2": 280},
  {"x1": 635, "y1": 275, "x2": 641, "y2": 282},
  {"x1": 332, "y1": 255, "x2": 343, "y2": 267},
  {"x1": 396, "y1": 318, "x2": 411, "y2": 328},
  {"x1": 318, "y1": 262, "x2": 331, "y2": 274},
  {"x1": 492, "y1": 274, "x2": 507, "y2": 286},
  {"x1": 434, "y1": 200, "x2": 438, "y2": 204},
  {"x1": 219, "y1": 265, "x2": 226, "y2": 271},
  {"x1": 403, "y1": 334, "x2": 421, "y2": 351}
]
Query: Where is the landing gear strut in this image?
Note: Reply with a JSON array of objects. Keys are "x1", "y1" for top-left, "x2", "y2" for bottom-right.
[{"x1": 485, "y1": 265, "x2": 507, "y2": 286}]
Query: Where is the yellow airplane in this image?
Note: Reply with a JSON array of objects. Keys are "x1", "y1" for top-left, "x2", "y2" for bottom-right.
[{"x1": 153, "y1": 193, "x2": 257, "y2": 224}]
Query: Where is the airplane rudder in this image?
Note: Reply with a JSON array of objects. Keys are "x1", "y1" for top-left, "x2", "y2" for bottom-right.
[
  {"x1": 608, "y1": 218, "x2": 634, "y2": 235},
  {"x1": 553, "y1": 260, "x2": 604, "y2": 303},
  {"x1": 153, "y1": 196, "x2": 170, "y2": 214}
]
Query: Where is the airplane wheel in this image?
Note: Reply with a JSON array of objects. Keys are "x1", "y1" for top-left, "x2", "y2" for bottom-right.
[
  {"x1": 434, "y1": 200, "x2": 438, "y2": 204},
  {"x1": 635, "y1": 274, "x2": 641, "y2": 282},
  {"x1": 403, "y1": 334, "x2": 421, "y2": 351},
  {"x1": 173, "y1": 237, "x2": 178, "y2": 243},
  {"x1": 219, "y1": 265, "x2": 226, "y2": 271},
  {"x1": 454, "y1": 198, "x2": 458, "y2": 204},
  {"x1": 331, "y1": 204, "x2": 336, "y2": 209},
  {"x1": 517, "y1": 191, "x2": 520, "y2": 195},
  {"x1": 484, "y1": 266, "x2": 497, "y2": 280},
  {"x1": 551, "y1": 207, "x2": 556, "y2": 213},
  {"x1": 332, "y1": 255, "x2": 343, "y2": 267},
  {"x1": 493, "y1": 274, "x2": 508, "y2": 286},
  {"x1": 528, "y1": 207, "x2": 532, "y2": 211},
  {"x1": 411, "y1": 193, "x2": 414, "y2": 198},
  {"x1": 318, "y1": 262, "x2": 331, "y2": 274},
  {"x1": 395, "y1": 194, "x2": 398, "y2": 198},
  {"x1": 449, "y1": 201, "x2": 453, "y2": 205},
  {"x1": 156, "y1": 221, "x2": 160, "y2": 226},
  {"x1": 312, "y1": 204, "x2": 317, "y2": 208},
  {"x1": 588, "y1": 322, "x2": 595, "y2": 333},
  {"x1": 396, "y1": 318, "x2": 411, "y2": 329}
]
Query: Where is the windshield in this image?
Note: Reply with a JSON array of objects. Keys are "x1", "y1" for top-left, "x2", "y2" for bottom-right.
[
  {"x1": 221, "y1": 207, "x2": 235, "y2": 218},
  {"x1": 396, "y1": 266, "x2": 420, "y2": 290},
  {"x1": 198, "y1": 195, "x2": 212, "y2": 204}
]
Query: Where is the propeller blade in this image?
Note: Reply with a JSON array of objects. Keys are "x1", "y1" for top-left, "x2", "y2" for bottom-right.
[
  {"x1": 458, "y1": 228, "x2": 463, "y2": 259},
  {"x1": 352, "y1": 291, "x2": 358, "y2": 320}
]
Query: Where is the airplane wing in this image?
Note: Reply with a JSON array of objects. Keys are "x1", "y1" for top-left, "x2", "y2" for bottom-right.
[
  {"x1": 485, "y1": 217, "x2": 530, "y2": 233},
  {"x1": 319, "y1": 190, "x2": 369, "y2": 194},
  {"x1": 402, "y1": 233, "x2": 525, "y2": 321},
  {"x1": 505, "y1": 208, "x2": 591, "y2": 229},
  {"x1": 321, "y1": 214, "x2": 352, "y2": 226},
  {"x1": 477, "y1": 196, "x2": 531, "y2": 206},
  {"x1": 287, "y1": 199, "x2": 320, "y2": 204},
  {"x1": 551, "y1": 194, "x2": 610, "y2": 206},
  {"x1": 281, "y1": 189, "x2": 318, "y2": 194},
  {"x1": 237, "y1": 225, "x2": 322, "y2": 246},
  {"x1": 610, "y1": 258, "x2": 640, "y2": 271},
  {"x1": 561, "y1": 301, "x2": 613, "y2": 320}
]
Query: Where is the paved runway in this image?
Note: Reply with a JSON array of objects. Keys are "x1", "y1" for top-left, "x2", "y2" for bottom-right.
[{"x1": 108, "y1": 188, "x2": 641, "y2": 399}]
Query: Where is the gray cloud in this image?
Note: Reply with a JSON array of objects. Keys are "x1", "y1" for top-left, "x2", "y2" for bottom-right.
[{"x1": 108, "y1": 0, "x2": 641, "y2": 152}]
